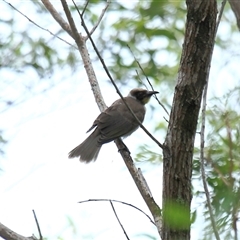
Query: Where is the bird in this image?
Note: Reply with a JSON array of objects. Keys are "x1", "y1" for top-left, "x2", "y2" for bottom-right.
[{"x1": 68, "y1": 88, "x2": 159, "y2": 163}]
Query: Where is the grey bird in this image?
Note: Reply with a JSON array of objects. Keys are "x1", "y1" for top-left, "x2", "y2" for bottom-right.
[{"x1": 68, "y1": 88, "x2": 158, "y2": 163}]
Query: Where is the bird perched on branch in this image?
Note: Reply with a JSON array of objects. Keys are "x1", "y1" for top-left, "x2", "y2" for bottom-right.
[{"x1": 68, "y1": 88, "x2": 158, "y2": 163}]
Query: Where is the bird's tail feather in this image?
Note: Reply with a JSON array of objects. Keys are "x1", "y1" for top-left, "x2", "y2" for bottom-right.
[{"x1": 68, "y1": 130, "x2": 101, "y2": 163}]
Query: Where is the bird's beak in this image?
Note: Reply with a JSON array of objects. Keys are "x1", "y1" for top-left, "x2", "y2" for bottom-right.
[{"x1": 147, "y1": 90, "x2": 159, "y2": 96}]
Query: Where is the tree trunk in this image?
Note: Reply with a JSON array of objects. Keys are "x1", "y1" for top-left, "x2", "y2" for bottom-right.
[{"x1": 162, "y1": 1, "x2": 217, "y2": 239}]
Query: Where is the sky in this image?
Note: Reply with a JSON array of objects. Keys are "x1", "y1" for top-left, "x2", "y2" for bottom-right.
[{"x1": 1, "y1": 1, "x2": 240, "y2": 240}]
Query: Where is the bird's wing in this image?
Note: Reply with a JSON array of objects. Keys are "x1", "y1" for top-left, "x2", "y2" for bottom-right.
[{"x1": 95, "y1": 98, "x2": 145, "y2": 144}]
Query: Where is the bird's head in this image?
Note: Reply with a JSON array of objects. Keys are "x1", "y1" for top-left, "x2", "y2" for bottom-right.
[{"x1": 128, "y1": 88, "x2": 159, "y2": 105}]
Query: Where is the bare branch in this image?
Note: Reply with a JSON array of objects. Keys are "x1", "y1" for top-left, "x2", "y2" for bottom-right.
[
  {"x1": 2, "y1": 0, "x2": 76, "y2": 49},
  {"x1": 72, "y1": 0, "x2": 110, "y2": 38},
  {"x1": 32, "y1": 210, "x2": 43, "y2": 240},
  {"x1": 78, "y1": 199, "x2": 156, "y2": 225},
  {"x1": 200, "y1": 82, "x2": 220, "y2": 240},
  {"x1": 110, "y1": 201, "x2": 130, "y2": 240},
  {"x1": 88, "y1": 0, "x2": 110, "y2": 37},
  {"x1": 0, "y1": 222, "x2": 37, "y2": 240},
  {"x1": 115, "y1": 139, "x2": 162, "y2": 239},
  {"x1": 82, "y1": 0, "x2": 89, "y2": 16},
  {"x1": 41, "y1": 0, "x2": 73, "y2": 38}
]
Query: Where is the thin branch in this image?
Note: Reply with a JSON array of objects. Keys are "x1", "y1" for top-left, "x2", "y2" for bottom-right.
[
  {"x1": 199, "y1": 2, "x2": 227, "y2": 240},
  {"x1": 115, "y1": 139, "x2": 162, "y2": 239},
  {"x1": 82, "y1": 0, "x2": 89, "y2": 16},
  {"x1": 41, "y1": 0, "x2": 73, "y2": 38},
  {"x1": 0, "y1": 222, "x2": 38, "y2": 240},
  {"x1": 127, "y1": 44, "x2": 169, "y2": 116},
  {"x1": 200, "y1": 82, "x2": 220, "y2": 240},
  {"x1": 110, "y1": 201, "x2": 130, "y2": 240},
  {"x1": 2, "y1": 0, "x2": 76, "y2": 49},
  {"x1": 88, "y1": 0, "x2": 110, "y2": 37},
  {"x1": 135, "y1": 69, "x2": 148, "y2": 89},
  {"x1": 73, "y1": 0, "x2": 110, "y2": 38},
  {"x1": 78, "y1": 199, "x2": 156, "y2": 225},
  {"x1": 32, "y1": 210, "x2": 43, "y2": 240},
  {"x1": 77, "y1": 6, "x2": 164, "y2": 149}
]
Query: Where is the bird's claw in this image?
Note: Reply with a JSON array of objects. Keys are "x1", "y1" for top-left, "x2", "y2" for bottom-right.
[{"x1": 118, "y1": 142, "x2": 131, "y2": 154}]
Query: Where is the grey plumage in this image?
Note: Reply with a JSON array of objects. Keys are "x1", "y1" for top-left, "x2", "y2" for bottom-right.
[{"x1": 68, "y1": 88, "x2": 158, "y2": 163}]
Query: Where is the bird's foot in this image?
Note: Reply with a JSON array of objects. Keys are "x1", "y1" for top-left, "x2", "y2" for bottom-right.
[{"x1": 118, "y1": 142, "x2": 131, "y2": 154}]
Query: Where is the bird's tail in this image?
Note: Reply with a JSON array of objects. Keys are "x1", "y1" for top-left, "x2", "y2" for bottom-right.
[{"x1": 68, "y1": 129, "x2": 101, "y2": 163}]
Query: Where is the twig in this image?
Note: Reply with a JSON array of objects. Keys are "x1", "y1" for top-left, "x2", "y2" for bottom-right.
[
  {"x1": 82, "y1": 0, "x2": 89, "y2": 16},
  {"x1": 199, "y1": 1, "x2": 227, "y2": 240},
  {"x1": 200, "y1": 81, "x2": 220, "y2": 240},
  {"x1": 78, "y1": 199, "x2": 156, "y2": 225},
  {"x1": 32, "y1": 210, "x2": 43, "y2": 240},
  {"x1": 2, "y1": 0, "x2": 76, "y2": 49},
  {"x1": 135, "y1": 69, "x2": 148, "y2": 89},
  {"x1": 77, "y1": 6, "x2": 164, "y2": 149},
  {"x1": 110, "y1": 201, "x2": 130, "y2": 240},
  {"x1": 127, "y1": 44, "x2": 169, "y2": 116},
  {"x1": 73, "y1": 0, "x2": 110, "y2": 38},
  {"x1": 88, "y1": 0, "x2": 110, "y2": 37}
]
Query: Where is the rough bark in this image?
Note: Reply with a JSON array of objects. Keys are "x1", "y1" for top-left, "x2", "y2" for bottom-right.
[{"x1": 162, "y1": 1, "x2": 217, "y2": 240}]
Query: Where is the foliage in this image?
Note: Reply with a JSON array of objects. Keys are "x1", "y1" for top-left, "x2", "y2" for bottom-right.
[{"x1": 201, "y1": 88, "x2": 240, "y2": 240}]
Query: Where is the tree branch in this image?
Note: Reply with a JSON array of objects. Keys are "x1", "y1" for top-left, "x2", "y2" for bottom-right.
[
  {"x1": 32, "y1": 210, "x2": 43, "y2": 240},
  {"x1": 110, "y1": 201, "x2": 130, "y2": 240},
  {"x1": 41, "y1": 0, "x2": 73, "y2": 38},
  {"x1": 88, "y1": 0, "x2": 110, "y2": 37},
  {"x1": 78, "y1": 198, "x2": 156, "y2": 225},
  {"x1": 3, "y1": 0, "x2": 75, "y2": 49},
  {"x1": 0, "y1": 222, "x2": 37, "y2": 240},
  {"x1": 115, "y1": 139, "x2": 162, "y2": 239},
  {"x1": 200, "y1": 83, "x2": 220, "y2": 240}
]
